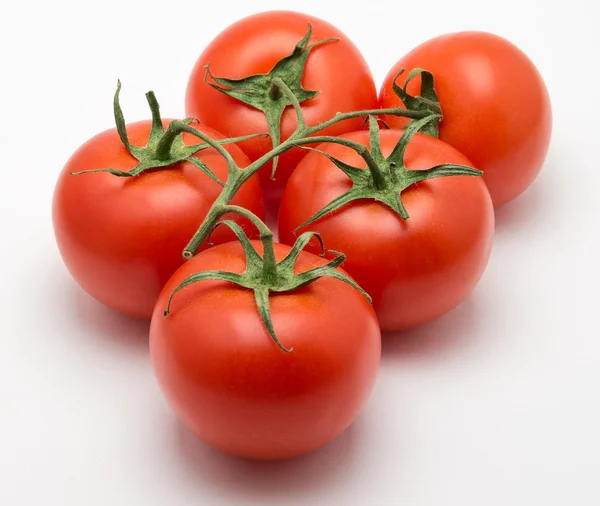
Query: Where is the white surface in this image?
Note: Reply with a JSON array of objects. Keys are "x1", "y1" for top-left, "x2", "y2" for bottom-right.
[{"x1": 1, "y1": 0, "x2": 597, "y2": 504}]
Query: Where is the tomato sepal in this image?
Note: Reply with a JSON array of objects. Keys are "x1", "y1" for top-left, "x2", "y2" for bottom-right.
[
  {"x1": 203, "y1": 23, "x2": 338, "y2": 178},
  {"x1": 164, "y1": 208, "x2": 370, "y2": 353},
  {"x1": 69, "y1": 81, "x2": 266, "y2": 184},
  {"x1": 391, "y1": 68, "x2": 442, "y2": 138},
  {"x1": 293, "y1": 114, "x2": 483, "y2": 233}
]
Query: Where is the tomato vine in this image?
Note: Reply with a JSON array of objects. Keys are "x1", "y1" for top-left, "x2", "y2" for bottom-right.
[
  {"x1": 180, "y1": 76, "x2": 433, "y2": 259},
  {"x1": 70, "y1": 26, "x2": 483, "y2": 350}
]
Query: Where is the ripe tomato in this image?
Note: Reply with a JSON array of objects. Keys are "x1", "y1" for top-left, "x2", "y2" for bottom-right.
[
  {"x1": 150, "y1": 240, "x2": 381, "y2": 460},
  {"x1": 185, "y1": 10, "x2": 378, "y2": 209},
  {"x1": 278, "y1": 129, "x2": 494, "y2": 332},
  {"x1": 379, "y1": 31, "x2": 552, "y2": 208},
  {"x1": 52, "y1": 120, "x2": 264, "y2": 319}
]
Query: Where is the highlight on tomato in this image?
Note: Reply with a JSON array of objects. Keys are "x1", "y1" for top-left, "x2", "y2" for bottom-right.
[
  {"x1": 52, "y1": 83, "x2": 265, "y2": 319},
  {"x1": 378, "y1": 31, "x2": 552, "y2": 208},
  {"x1": 150, "y1": 215, "x2": 381, "y2": 460},
  {"x1": 185, "y1": 10, "x2": 378, "y2": 209},
  {"x1": 278, "y1": 116, "x2": 495, "y2": 332}
]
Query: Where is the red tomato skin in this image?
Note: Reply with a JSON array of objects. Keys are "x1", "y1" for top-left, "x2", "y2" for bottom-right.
[
  {"x1": 379, "y1": 31, "x2": 552, "y2": 208},
  {"x1": 278, "y1": 130, "x2": 494, "y2": 332},
  {"x1": 52, "y1": 120, "x2": 264, "y2": 319},
  {"x1": 185, "y1": 10, "x2": 378, "y2": 207},
  {"x1": 150, "y1": 241, "x2": 381, "y2": 460}
]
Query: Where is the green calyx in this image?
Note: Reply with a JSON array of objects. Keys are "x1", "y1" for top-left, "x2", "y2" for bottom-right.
[
  {"x1": 164, "y1": 206, "x2": 370, "y2": 353},
  {"x1": 294, "y1": 115, "x2": 483, "y2": 233},
  {"x1": 70, "y1": 81, "x2": 264, "y2": 185},
  {"x1": 392, "y1": 68, "x2": 442, "y2": 138},
  {"x1": 204, "y1": 23, "x2": 338, "y2": 178}
]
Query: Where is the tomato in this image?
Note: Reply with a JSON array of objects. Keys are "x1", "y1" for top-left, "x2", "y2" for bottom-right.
[
  {"x1": 149, "y1": 240, "x2": 381, "y2": 460},
  {"x1": 379, "y1": 31, "x2": 552, "y2": 208},
  {"x1": 52, "y1": 120, "x2": 264, "y2": 319},
  {"x1": 185, "y1": 10, "x2": 378, "y2": 209},
  {"x1": 278, "y1": 129, "x2": 494, "y2": 332}
]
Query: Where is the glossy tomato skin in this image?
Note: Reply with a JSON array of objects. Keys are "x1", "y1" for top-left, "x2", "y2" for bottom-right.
[
  {"x1": 185, "y1": 10, "x2": 378, "y2": 208},
  {"x1": 379, "y1": 31, "x2": 552, "y2": 208},
  {"x1": 52, "y1": 120, "x2": 264, "y2": 319},
  {"x1": 150, "y1": 241, "x2": 381, "y2": 460},
  {"x1": 278, "y1": 130, "x2": 494, "y2": 332}
]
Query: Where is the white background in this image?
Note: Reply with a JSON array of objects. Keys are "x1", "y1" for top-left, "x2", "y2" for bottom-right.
[{"x1": 1, "y1": 0, "x2": 598, "y2": 504}]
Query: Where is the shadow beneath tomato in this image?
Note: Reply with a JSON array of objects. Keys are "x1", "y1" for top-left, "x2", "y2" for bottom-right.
[
  {"x1": 169, "y1": 415, "x2": 366, "y2": 500},
  {"x1": 381, "y1": 297, "x2": 481, "y2": 361},
  {"x1": 65, "y1": 280, "x2": 150, "y2": 353}
]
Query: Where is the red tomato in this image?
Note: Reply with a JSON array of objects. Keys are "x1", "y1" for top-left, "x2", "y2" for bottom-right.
[
  {"x1": 278, "y1": 130, "x2": 494, "y2": 332},
  {"x1": 185, "y1": 10, "x2": 378, "y2": 209},
  {"x1": 52, "y1": 120, "x2": 264, "y2": 319},
  {"x1": 379, "y1": 31, "x2": 552, "y2": 208},
  {"x1": 150, "y1": 240, "x2": 381, "y2": 460}
]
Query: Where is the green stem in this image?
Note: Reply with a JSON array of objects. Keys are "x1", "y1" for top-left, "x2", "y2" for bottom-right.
[
  {"x1": 248, "y1": 78, "x2": 425, "y2": 183},
  {"x1": 154, "y1": 121, "x2": 188, "y2": 160},
  {"x1": 237, "y1": 138, "x2": 297, "y2": 185},
  {"x1": 236, "y1": 110, "x2": 428, "y2": 184},
  {"x1": 182, "y1": 187, "x2": 278, "y2": 281},
  {"x1": 308, "y1": 107, "x2": 430, "y2": 134},
  {"x1": 182, "y1": 185, "x2": 237, "y2": 259},
  {"x1": 222, "y1": 205, "x2": 277, "y2": 282},
  {"x1": 296, "y1": 135, "x2": 386, "y2": 190},
  {"x1": 271, "y1": 77, "x2": 307, "y2": 132},
  {"x1": 220, "y1": 204, "x2": 272, "y2": 237},
  {"x1": 157, "y1": 120, "x2": 238, "y2": 172},
  {"x1": 181, "y1": 84, "x2": 441, "y2": 258},
  {"x1": 198, "y1": 206, "x2": 277, "y2": 285}
]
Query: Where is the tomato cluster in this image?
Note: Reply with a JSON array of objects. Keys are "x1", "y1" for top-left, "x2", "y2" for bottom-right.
[{"x1": 52, "y1": 10, "x2": 551, "y2": 461}]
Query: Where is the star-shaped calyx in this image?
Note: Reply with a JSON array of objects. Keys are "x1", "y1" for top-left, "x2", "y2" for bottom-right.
[
  {"x1": 294, "y1": 115, "x2": 483, "y2": 232},
  {"x1": 204, "y1": 23, "x2": 338, "y2": 177},
  {"x1": 71, "y1": 81, "x2": 264, "y2": 185},
  {"x1": 164, "y1": 207, "x2": 370, "y2": 353},
  {"x1": 391, "y1": 68, "x2": 443, "y2": 138}
]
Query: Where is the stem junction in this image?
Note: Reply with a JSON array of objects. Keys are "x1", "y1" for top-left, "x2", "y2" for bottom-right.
[
  {"x1": 70, "y1": 81, "x2": 264, "y2": 184},
  {"x1": 164, "y1": 209, "x2": 370, "y2": 352}
]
